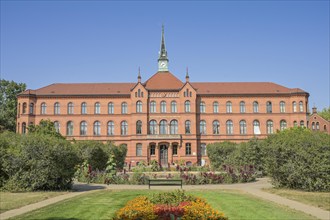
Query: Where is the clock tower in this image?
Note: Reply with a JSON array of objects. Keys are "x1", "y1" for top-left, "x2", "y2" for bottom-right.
[{"x1": 158, "y1": 25, "x2": 169, "y2": 71}]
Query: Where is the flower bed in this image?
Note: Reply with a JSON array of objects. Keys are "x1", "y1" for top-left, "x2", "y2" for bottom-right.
[{"x1": 113, "y1": 190, "x2": 228, "y2": 220}]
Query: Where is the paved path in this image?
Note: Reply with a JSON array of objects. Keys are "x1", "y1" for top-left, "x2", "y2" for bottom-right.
[{"x1": 1, "y1": 178, "x2": 329, "y2": 220}]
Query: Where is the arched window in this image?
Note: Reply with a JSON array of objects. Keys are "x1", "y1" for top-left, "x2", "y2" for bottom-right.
[
  {"x1": 121, "y1": 102, "x2": 128, "y2": 114},
  {"x1": 54, "y1": 102, "x2": 60, "y2": 115},
  {"x1": 185, "y1": 100, "x2": 191, "y2": 112},
  {"x1": 121, "y1": 121, "x2": 128, "y2": 135},
  {"x1": 292, "y1": 101, "x2": 297, "y2": 112},
  {"x1": 200, "y1": 120, "x2": 206, "y2": 134},
  {"x1": 94, "y1": 102, "x2": 101, "y2": 114},
  {"x1": 316, "y1": 122, "x2": 320, "y2": 130},
  {"x1": 107, "y1": 121, "x2": 114, "y2": 135},
  {"x1": 253, "y1": 101, "x2": 259, "y2": 113},
  {"x1": 29, "y1": 103, "x2": 34, "y2": 114},
  {"x1": 185, "y1": 120, "x2": 191, "y2": 134},
  {"x1": 312, "y1": 122, "x2": 315, "y2": 130},
  {"x1": 160, "y1": 101, "x2": 166, "y2": 113},
  {"x1": 300, "y1": 120, "x2": 304, "y2": 127},
  {"x1": 81, "y1": 102, "x2": 87, "y2": 114},
  {"x1": 80, "y1": 121, "x2": 87, "y2": 135},
  {"x1": 266, "y1": 101, "x2": 272, "y2": 113},
  {"x1": 253, "y1": 120, "x2": 261, "y2": 135},
  {"x1": 293, "y1": 121, "x2": 298, "y2": 127},
  {"x1": 201, "y1": 143, "x2": 207, "y2": 156},
  {"x1": 160, "y1": 120, "x2": 167, "y2": 134},
  {"x1": 226, "y1": 120, "x2": 233, "y2": 134},
  {"x1": 22, "y1": 122, "x2": 26, "y2": 134},
  {"x1": 240, "y1": 101, "x2": 246, "y2": 113},
  {"x1": 108, "y1": 102, "x2": 114, "y2": 114},
  {"x1": 41, "y1": 103, "x2": 47, "y2": 115},
  {"x1": 200, "y1": 102, "x2": 206, "y2": 113},
  {"x1": 280, "y1": 120, "x2": 287, "y2": 131},
  {"x1": 68, "y1": 102, "x2": 74, "y2": 114},
  {"x1": 136, "y1": 120, "x2": 142, "y2": 134},
  {"x1": 213, "y1": 102, "x2": 219, "y2": 113},
  {"x1": 324, "y1": 125, "x2": 327, "y2": 131},
  {"x1": 299, "y1": 101, "x2": 304, "y2": 112},
  {"x1": 22, "y1": 102, "x2": 27, "y2": 114},
  {"x1": 171, "y1": 101, "x2": 177, "y2": 113},
  {"x1": 150, "y1": 101, "x2": 156, "y2": 113},
  {"x1": 93, "y1": 121, "x2": 101, "y2": 135},
  {"x1": 226, "y1": 101, "x2": 232, "y2": 113},
  {"x1": 213, "y1": 120, "x2": 220, "y2": 134},
  {"x1": 66, "y1": 121, "x2": 73, "y2": 136},
  {"x1": 149, "y1": 120, "x2": 157, "y2": 135},
  {"x1": 280, "y1": 101, "x2": 286, "y2": 113},
  {"x1": 54, "y1": 121, "x2": 60, "y2": 133},
  {"x1": 138, "y1": 89, "x2": 141, "y2": 97},
  {"x1": 136, "y1": 101, "x2": 142, "y2": 113},
  {"x1": 267, "y1": 120, "x2": 273, "y2": 134},
  {"x1": 170, "y1": 120, "x2": 178, "y2": 134},
  {"x1": 240, "y1": 120, "x2": 247, "y2": 134}
]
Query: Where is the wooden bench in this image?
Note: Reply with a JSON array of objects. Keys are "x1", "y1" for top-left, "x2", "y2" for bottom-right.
[{"x1": 148, "y1": 179, "x2": 182, "y2": 189}]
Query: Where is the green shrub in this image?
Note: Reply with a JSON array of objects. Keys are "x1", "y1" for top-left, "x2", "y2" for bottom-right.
[
  {"x1": 207, "y1": 141, "x2": 238, "y2": 169},
  {"x1": 264, "y1": 127, "x2": 330, "y2": 191},
  {"x1": 2, "y1": 133, "x2": 79, "y2": 191},
  {"x1": 106, "y1": 142, "x2": 127, "y2": 170},
  {"x1": 74, "y1": 141, "x2": 108, "y2": 171}
]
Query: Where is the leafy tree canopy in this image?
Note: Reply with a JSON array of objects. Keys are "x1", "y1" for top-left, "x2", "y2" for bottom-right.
[
  {"x1": 0, "y1": 79, "x2": 26, "y2": 132},
  {"x1": 318, "y1": 107, "x2": 330, "y2": 121},
  {"x1": 28, "y1": 119, "x2": 64, "y2": 139}
]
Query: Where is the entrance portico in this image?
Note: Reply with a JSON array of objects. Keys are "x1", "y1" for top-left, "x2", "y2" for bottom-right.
[{"x1": 147, "y1": 141, "x2": 180, "y2": 166}]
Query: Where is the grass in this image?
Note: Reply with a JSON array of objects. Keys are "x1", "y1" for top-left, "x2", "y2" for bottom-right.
[
  {"x1": 0, "y1": 191, "x2": 68, "y2": 213},
  {"x1": 11, "y1": 189, "x2": 316, "y2": 220},
  {"x1": 263, "y1": 188, "x2": 330, "y2": 211}
]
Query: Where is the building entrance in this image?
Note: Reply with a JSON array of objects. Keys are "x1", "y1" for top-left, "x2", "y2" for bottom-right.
[{"x1": 159, "y1": 144, "x2": 168, "y2": 167}]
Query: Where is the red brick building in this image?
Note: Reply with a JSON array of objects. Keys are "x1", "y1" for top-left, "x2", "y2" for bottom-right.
[
  {"x1": 308, "y1": 107, "x2": 330, "y2": 135},
  {"x1": 16, "y1": 28, "x2": 309, "y2": 166}
]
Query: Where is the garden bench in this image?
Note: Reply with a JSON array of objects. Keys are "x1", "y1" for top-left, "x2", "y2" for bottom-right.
[{"x1": 148, "y1": 179, "x2": 182, "y2": 189}]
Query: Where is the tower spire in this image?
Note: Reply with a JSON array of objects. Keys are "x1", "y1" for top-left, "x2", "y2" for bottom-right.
[
  {"x1": 186, "y1": 67, "x2": 190, "y2": 82},
  {"x1": 137, "y1": 67, "x2": 141, "y2": 83},
  {"x1": 158, "y1": 25, "x2": 169, "y2": 71}
]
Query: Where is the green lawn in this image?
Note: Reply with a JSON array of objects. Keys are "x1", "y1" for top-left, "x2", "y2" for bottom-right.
[
  {"x1": 11, "y1": 189, "x2": 316, "y2": 220},
  {"x1": 0, "y1": 191, "x2": 68, "y2": 213},
  {"x1": 263, "y1": 188, "x2": 330, "y2": 211}
]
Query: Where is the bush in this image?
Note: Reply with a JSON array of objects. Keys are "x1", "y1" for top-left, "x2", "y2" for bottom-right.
[
  {"x1": 74, "y1": 141, "x2": 108, "y2": 171},
  {"x1": 264, "y1": 127, "x2": 330, "y2": 191},
  {"x1": 106, "y1": 142, "x2": 127, "y2": 171},
  {"x1": 207, "y1": 142, "x2": 238, "y2": 169},
  {"x1": 2, "y1": 133, "x2": 79, "y2": 191}
]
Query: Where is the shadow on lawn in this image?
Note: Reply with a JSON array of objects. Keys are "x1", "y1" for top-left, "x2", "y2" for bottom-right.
[
  {"x1": 72, "y1": 183, "x2": 107, "y2": 192},
  {"x1": 44, "y1": 218, "x2": 79, "y2": 220}
]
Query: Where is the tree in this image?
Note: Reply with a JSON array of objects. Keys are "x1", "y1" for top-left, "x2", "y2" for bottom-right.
[
  {"x1": 1, "y1": 132, "x2": 79, "y2": 191},
  {"x1": 28, "y1": 119, "x2": 64, "y2": 139},
  {"x1": 318, "y1": 107, "x2": 330, "y2": 121},
  {"x1": 264, "y1": 127, "x2": 330, "y2": 191},
  {"x1": 0, "y1": 79, "x2": 26, "y2": 132},
  {"x1": 206, "y1": 142, "x2": 238, "y2": 169}
]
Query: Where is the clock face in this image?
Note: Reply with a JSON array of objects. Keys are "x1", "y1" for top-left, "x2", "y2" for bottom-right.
[{"x1": 160, "y1": 62, "x2": 166, "y2": 67}]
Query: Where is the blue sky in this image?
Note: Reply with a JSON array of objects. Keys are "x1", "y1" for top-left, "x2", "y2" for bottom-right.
[{"x1": 1, "y1": 1, "x2": 329, "y2": 110}]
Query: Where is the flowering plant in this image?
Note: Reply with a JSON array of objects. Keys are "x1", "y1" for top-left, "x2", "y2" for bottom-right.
[{"x1": 113, "y1": 190, "x2": 228, "y2": 220}]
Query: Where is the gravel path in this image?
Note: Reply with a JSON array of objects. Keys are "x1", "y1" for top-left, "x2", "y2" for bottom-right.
[{"x1": 1, "y1": 178, "x2": 329, "y2": 220}]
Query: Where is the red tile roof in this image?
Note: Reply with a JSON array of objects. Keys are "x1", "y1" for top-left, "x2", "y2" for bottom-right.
[
  {"x1": 18, "y1": 74, "x2": 308, "y2": 97},
  {"x1": 144, "y1": 71, "x2": 184, "y2": 90},
  {"x1": 20, "y1": 83, "x2": 135, "y2": 96},
  {"x1": 191, "y1": 82, "x2": 307, "y2": 95}
]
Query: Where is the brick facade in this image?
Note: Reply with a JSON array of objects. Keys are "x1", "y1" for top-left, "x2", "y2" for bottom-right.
[{"x1": 16, "y1": 28, "x2": 310, "y2": 166}]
